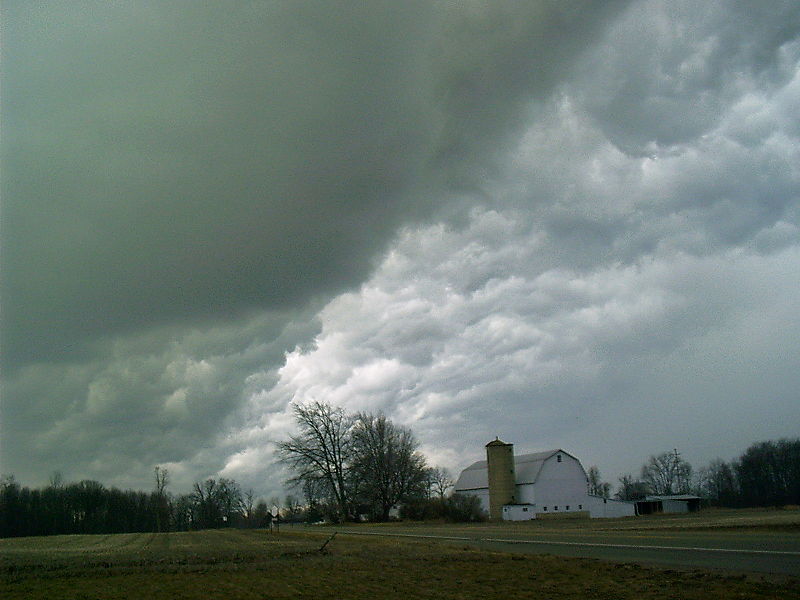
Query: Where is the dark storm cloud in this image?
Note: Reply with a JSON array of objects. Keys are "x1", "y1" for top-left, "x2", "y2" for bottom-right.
[
  {"x1": 1, "y1": 1, "x2": 627, "y2": 370},
  {"x1": 2, "y1": 307, "x2": 320, "y2": 491},
  {"x1": 1, "y1": 1, "x2": 633, "y2": 489}
]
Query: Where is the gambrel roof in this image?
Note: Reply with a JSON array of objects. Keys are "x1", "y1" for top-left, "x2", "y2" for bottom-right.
[{"x1": 454, "y1": 449, "x2": 582, "y2": 491}]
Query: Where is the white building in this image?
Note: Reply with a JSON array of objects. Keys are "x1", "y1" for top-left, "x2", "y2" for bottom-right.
[
  {"x1": 454, "y1": 440, "x2": 635, "y2": 520},
  {"x1": 637, "y1": 495, "x2": 701, "y2": 514}
]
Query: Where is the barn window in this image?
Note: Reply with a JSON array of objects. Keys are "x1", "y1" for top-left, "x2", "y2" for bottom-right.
[
  {"x1": 578, "y1": 504, "x2": 582, "y2": 510},
  {"x1": 522, "y1": 507, "x2": 528, "y2": 512},
  {"x1": 543, "y1": 506, "x2": 547, "y2": 511},
  {"x1": 566, "y1": 505, "x2": 570, "y2": 510},
  {"x1": 557, "y1": 454, "x2": 562, "y2": 462},
  {"x1": 554, "y1": 505, "x2": 558, "y2": 510}
]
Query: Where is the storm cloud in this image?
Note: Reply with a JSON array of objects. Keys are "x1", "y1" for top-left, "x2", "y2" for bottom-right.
[
  {"x1": 2, "y1": 1, "x2": 624, "y2": 368},
  {"x1": 2, "y1": 1, "x2": 798, "y2": 496}
]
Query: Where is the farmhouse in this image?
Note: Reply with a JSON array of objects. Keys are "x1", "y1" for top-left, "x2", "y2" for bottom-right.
[{"x1": 454, "y1": 439, "x2": 636, "y2": 520}]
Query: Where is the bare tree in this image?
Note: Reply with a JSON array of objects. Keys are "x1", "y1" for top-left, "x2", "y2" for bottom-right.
[
  {"x1": 640, "y1": 449, "x2": 693, "y2": 495},
  {"x1": 243, "y1": 489, "x2": 256, "y2": 526},
  {"x1": 173, "y1": 493, "x2": 195, "y2": 530},
  {"x1": 192, "y1": 479, "x2": 221, "y2": 528},
  {"x1": 350, "y1": 412, "x2": 428, "y2": 521},
  {"x1": 277, "y1": 401, "x2": 354, "y2": 522},
  {"x1": 428, "y1": 466, "x2": 454, "y2": 501},
  {"x1": 587, "y1": 465, "x2": 611, "y2": 498},
  {"x1": 191, "y1": 477, "x2": 244, "y2": 527},
  {"x1": 48, "y1": 471, "x2": 64, "y2": 489},
  {"x1": 153, "y1": 466, "x2": 170, "y2": 532},
  {"x1": 253, "y1": 500, "x2": 269, "y2": 527},
  {"x1": 300, "y1": 476, "x2": 325, "y2": 510},
  {"x1": 154, "y1": 466, "x2": 169, "y2": 496},
  {"x1": 218, "y1": 478, "x2": 245, "y2": 524},
  {"x1": 283, "y1": 494, "x2": 303, "y2": 520},
  {"x1": 696, "y1": 458, "x2": 738, "y2": 505},
  {"x1": 615, "y1": 474, "x2": 649, "y2": 501}
]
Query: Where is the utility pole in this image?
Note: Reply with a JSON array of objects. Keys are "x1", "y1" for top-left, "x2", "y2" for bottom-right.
[{"x1": 666, "y1": 449, "x2": 679, "y2": 494}]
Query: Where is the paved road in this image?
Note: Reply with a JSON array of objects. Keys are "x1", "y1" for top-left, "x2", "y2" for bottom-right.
[{"x1": 333, "y1": 526, "x2": 800, "y2": 576}]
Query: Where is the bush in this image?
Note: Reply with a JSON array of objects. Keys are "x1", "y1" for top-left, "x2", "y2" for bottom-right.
[
  {"x1": 444, "y1": 493, "x2": 486, "y2": 522},
  {"x1": 399, "y1": 497, "x2": 446, "y2": 521}
]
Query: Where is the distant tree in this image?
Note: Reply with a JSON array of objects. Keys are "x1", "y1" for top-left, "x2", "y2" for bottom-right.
[
  {"x1": 172, "y1": 494, "x2": 195, "y2": 530},
  {"x1": 242, "y1": 489, "x2": 256, "y2": 526},
  {"x1": 300, "y1": 476, "x2": 325, "y2": 511},
  {"x1": 399, "y1": 467, "x2": 455, "y2": 521},
  {"x1": 189, "y1": 477, "x2": 245, "y2": 528},
  {"x1": 640, "y1": 450, "x2": 693, "y2": 495},
  {"x1": 587, "y1": 466, "x2": 611, "y2": 498},
  {"x1": 192, "y1": 479, "x2": 223, "y2": 528},
  {"x1": 153, "y1": 466, "x2": 170, "y2": 532},
  {"x1": 696, "y1": 459, "x2": 739, "y2": 506},
  {"x1": 350, "y1": 412, "x2": 428, "y2": 521},
  {"x1": 48, "y1": 471, "x2": 64, "y2": 489},
  {"x1": 0, "y1": 475, "x2": 22, "y2": 537},
  {"x1": 66, "y1": 480, "x2": 108, "y2": 534},
  {"x1": 283, "y1": 494, "x2": 303, "y2": 521},
  {"x1": 428, "y1": 466, "x2": 454, "y2": 501},
  {"x1": 154, "y1": 466, "x2": 169, "y2": 496},
  {"x1": 297, "y1": 476, "x2": 332, "y2": 522},
  {"x1": 253, "y1": 500, "x2": 270, "y2": 527},
  {"x1": 221, "y1": 479, "x2": 245, "y2": 525},
  {"x1": 277, "y1": 401, "x2": 354, "y2": 522},
  {"x1": 615, "y1": 474, "x2": 649, "y2": 501},
  {"x1": 42, "y1": 478, "x2": 71, "y2": 535},
  {"x1": 735, "y1": 439, "x2": 800, "y2": 507}
]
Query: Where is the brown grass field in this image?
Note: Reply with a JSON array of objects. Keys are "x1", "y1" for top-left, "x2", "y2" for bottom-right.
[{"x1": 2, "y1": 508, "x2": 799, "y2": 599}]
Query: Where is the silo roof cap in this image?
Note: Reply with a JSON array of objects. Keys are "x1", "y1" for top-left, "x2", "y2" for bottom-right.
[{"x1": 485, "y1": 438, "x2": 511, "y2": 447}]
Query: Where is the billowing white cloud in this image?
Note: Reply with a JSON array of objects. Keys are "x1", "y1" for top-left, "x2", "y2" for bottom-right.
[{"x1": 238, "y1": 211, "x2": 799, "y2": 486}]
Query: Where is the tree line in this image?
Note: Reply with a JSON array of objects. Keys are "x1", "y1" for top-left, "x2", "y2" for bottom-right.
[
  {"x1": 608, "y1": 438, "x2": 800, "y2": 507},
  {"x1": 0, "y1": 469, "x2": 277, "y2": 539}
]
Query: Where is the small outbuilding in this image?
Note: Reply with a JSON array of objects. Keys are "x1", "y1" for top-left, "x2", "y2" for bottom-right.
[{"x1": 635, "y1": 495, "x2": 702, "y2": 514}]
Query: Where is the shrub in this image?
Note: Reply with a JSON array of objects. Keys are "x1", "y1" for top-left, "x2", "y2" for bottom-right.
[{"x1": 444, "y1": 493, "x2": 486, "y2": 522}]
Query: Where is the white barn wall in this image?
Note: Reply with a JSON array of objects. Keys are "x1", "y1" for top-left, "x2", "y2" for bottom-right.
[
  {"x1": 661, "y1": 499, "x2": 690, "y2": 513},
  {"x1": 531, "y1": 453, "x2": 588, "y2": 508},
  {"x1": 503, "y1": 505, "x2": 537, "y2": 520},
  {"x1": 584, "y1": 495, "x2": 636, "y2": 518}
]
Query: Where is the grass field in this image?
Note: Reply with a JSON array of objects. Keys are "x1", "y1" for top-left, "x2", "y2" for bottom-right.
[{"x1": 2, "y1": 510, "x2": 800, "y2": 599}]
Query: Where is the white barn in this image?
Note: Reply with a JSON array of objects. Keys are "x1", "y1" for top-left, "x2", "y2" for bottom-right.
[{"x1": 454, "y1": 440, "x2": 635, "y2": 520}]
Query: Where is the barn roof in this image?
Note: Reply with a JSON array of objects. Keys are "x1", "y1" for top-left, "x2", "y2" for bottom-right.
[
  {"x1": 454, "y1": 449, "x2": 577, "y2": 491},
  {"x1": 644, "y1": 495, "x2": 701, "y2": 501}
]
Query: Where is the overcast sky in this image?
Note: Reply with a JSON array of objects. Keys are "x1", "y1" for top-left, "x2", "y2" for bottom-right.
[{"x1": 2, "y1": 1, "x2": 799, "y2": 499}]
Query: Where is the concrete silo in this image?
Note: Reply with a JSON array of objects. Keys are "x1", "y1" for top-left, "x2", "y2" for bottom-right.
[{"x1": 485, "y1": 438, "x2": 516, "y2": 520}]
